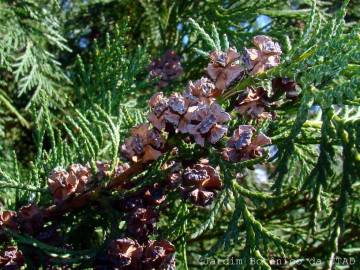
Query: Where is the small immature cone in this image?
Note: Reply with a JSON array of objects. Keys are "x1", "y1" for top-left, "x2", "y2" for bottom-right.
[
  {"x1": 0, "y1": 246, "x2": 24, "y2": 270},
  {"x1": 142, "y1": 240, "x2": 176, "y2": 270},
  {"x1": 149, "y1": 50, "x2": 183, "y2": 88},
  {"x1": 118, "y1": 197, "x2": 145, "y2": 212},
  {"x1": 180, "y1": 164, "x2": 223, "y2": 206},
  {"x1": 117, "y1": 182, "x2": 166, "y2": 213},
  {"x1": 222, "y1": 125, "x2": 272, "y2": 162},
  {"x1": 105, "y1": 238, "x2": 143, "y2": 270},
  {"x1": 121, "y1": 124, "x2": 165, "y2": 163},
  {"x1": 94, "y1": 161, "x2": 111, "y2": 180},
  {"x1": 207, "y1": 48, "x2": 244, "y2": 92},
  {"x1": 235, "y1": 87, "x2": 273, "y2": 120},
  {"x1": 243, "y1": 35, "x2": 282, "y2": 75}
]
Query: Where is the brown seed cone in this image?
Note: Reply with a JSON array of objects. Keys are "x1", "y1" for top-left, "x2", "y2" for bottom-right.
[
  {"x1": 207, "y1": 48, "x2": 244, "y2": 92},
  {"x1": 0, "y1": 210, "x2": 18, "y2": 231},
  {"x1": 143, "y1": 183, "x2": 166, "y2": 206},
  {"x1": 243, "y1": 35, "x2": 282, "y2": 75},
  {"x1": 148, "y1": 91, "x2": 230, "y2": 147},
  {"x1": 222, "y1": 125, "x2": 272, "y2": 162},
  {"x1": 0, "y1": 246, "x2": 24, "y2": 270},
  {"x1": 101, "y1": 238, "x2": 143, "y2": 270},
  {"x1": 48, "y1": 164, "x2": 92, "y2": 204},
  {"x1": 148, "y1": 92, "x2": 191, "y2": 132},
  {"x1": 180, "y1": 102, "x2": 230, "y2": 146},
  {"x1": 187, "y1": 77, "x2": 220, "y2": 98},
  {"x1": 180, "y1": 164, "x2": 223, "y2": 206},
  {"x1": 235, "y1": 87, "x2": 273, "y2": 120},
  {"x1": 127, "y1": 207, "x2": 159, "y2": 242},
  {"x1": 142, "y1": 240, "x2": 176, "y2": 270},
  {"x1": 121, "y1": 124, "x2": 165, "y2": 163}
]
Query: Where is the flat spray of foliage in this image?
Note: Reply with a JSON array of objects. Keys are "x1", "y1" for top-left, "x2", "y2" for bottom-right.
[{"x1": 0, "y1": 0, "x2": 359, "y2": 269}]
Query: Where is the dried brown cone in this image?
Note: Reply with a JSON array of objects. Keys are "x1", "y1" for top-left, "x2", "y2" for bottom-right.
[
  {"x1": 243, "y1": 35, "x2": 282, "y2": 75},
  {"x1": 17, "y1": 204, "x2": 44, "y2": 235},
  {"x1": 0, "y1": 210, "x2": 18, "y2": 231},
  {"x1": 101, "y1": 238, "x2": 143, "y2": 270},
  {"x1": 207, "y1": 48, "x2": 244, "y2": 92},
  {"x1": 127, "y1": 207, "x2": 159, "y2": 242},
  {"x1": 222, "y1": 125, "x2": 272, "y2": 162},
  {"x1": 235, "y1": 87, "x2": 273, "y2": 120},
  {"x1": 179, "y1": 102, "x2": 231, "y2": 146},
  {"x1": 0, "y1": 246, "x2": 24, "y2": 270},
  {"x1": 163, "y1": 160, "x2": 183, "y2": 188},
  {"x1": 48, "y1": 164, "x2": 91, "y2": 204},
  {"x1": 143, "y1": 183, "x2": 167, "y2": 206},
  {"x1": 149, "y1": 50, "x2": 183, "y2": 88},
  {"x1": 148, "y1": 91, "x2": 230, "y2": 146},
  {"x1": 0, "y1": 210, "x2": 18, "y2": 242},
  {"x1": 142, "y1": 240, "x2": 176, "y2": 270},
  {"x1": 187, "y1": 77, "x2": 219, "y2": 98},
  {"x1": 180, "y1": 164, "x2": 223, "y2": 206},
  {"x1": 148, "y1": 92, "x2": 190, "y2": 132},
  {"x1": 271, "y1": 77, "x2": 299, "y2": 100},
  {"x1": 121, "y1": 124, "x2": 165, "y2": 163}
]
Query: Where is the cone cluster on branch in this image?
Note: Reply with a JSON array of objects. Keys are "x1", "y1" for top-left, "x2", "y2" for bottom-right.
[
  {"x1": 0, "y1": 34, "x2": 292, "y2": 270},
  {"x1": 122, "y1": 36, "x2": 282, "y2": 162},
  {"x1": 48, "y1": 161, "x2": 130, "y2": 204}
]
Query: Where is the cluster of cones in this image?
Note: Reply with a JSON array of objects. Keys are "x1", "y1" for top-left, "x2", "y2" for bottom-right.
[
  {"x1": 48, "y1": 161, "x2": 130, "y2": 204},
  {"x1": 121, "y1": 35, "x2": 295, "y2": 165},
  {"x1": 0, "y1": 35, "x2": 301, "y2": 270},
  {"x1": 95, "y1": 238, "x2": 175, "y2": 270}
]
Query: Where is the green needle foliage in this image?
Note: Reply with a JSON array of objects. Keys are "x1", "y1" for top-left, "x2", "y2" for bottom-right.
[{"x1": 0, "y1": 0, "x2": 359, "y2": 269}]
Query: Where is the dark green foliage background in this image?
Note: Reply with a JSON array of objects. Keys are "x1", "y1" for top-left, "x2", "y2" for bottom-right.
[{"x1": 0, "y1": 0, "x2": 359, "y2": 269}]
